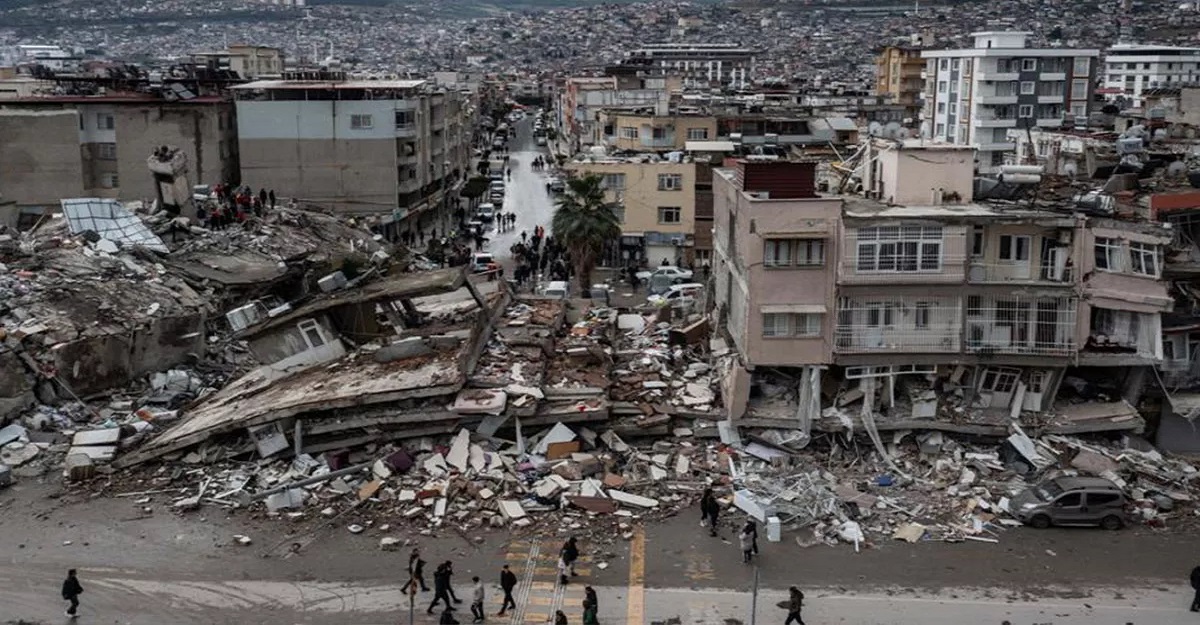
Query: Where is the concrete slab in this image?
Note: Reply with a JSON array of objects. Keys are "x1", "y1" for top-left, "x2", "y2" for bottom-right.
[
  {"x1": 71, "y1": 428, "x2": 121, "y2": 447},
  {"x1": 446, "y1": 429, "x2": 471, "y2": 471}
]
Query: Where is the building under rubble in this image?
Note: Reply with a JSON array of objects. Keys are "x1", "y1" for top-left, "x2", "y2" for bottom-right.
[{"x1": 712, "y1": 138, "x2": 1176, "y2": 441}]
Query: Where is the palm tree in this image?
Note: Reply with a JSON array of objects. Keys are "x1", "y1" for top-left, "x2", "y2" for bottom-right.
[{"x1": 551, "y1": 174, "x2": 621, "y2": 295}]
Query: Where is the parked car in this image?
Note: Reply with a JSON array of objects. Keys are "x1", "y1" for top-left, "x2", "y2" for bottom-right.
[
  {"x1": 1010, "y1": 476, "x2": 1128, "y2": 530},
  {"x1": 647, "y1": 282, "x2": 705, "y2": 306},
  {"x1": 471, "y1": 253, "x2": 495, "y2": 273},
  {"x1": 536, "y1": 136, "x2": 548, "y2": 146},
  {"x1": 476, "y1": 203, "x2": 497, "y2": 222},
  {"x1": 636, "y1": 265, "x2": 694, "y2": 283}
]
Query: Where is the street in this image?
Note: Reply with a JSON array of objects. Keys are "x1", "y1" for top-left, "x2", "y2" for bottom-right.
[{"x1": 487, "y1": 114, "x2": 558, "y2": 271}]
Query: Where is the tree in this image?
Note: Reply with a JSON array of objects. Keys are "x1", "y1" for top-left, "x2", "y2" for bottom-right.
[{"x1": 551, "y1": 175, "x2": 621, "y2": 295}]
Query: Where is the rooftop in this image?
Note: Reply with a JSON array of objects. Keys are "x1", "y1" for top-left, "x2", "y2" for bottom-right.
[{"x1": 232, "y1": 79, "x2": 427, "y2": 91}]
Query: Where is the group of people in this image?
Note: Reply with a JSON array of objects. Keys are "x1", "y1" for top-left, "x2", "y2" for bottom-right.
[
  {"x1": 509, "y1": 226, "x2": 571, "y2": 290},
  {"x1": 400, "y1": 538, "x2": 597, "y2": 624},
  {"x1": 196, "y1": 184, "x2": 277, "y2": 231},
  {"x1": 495, "y1": 212, "x2": 518, "y2": 232},
  {"x1": 530, "y1": 155, "x2": 548, "y2": 171}
]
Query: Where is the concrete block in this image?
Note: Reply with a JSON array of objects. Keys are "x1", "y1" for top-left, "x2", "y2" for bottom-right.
[
  {"x1": 498, "y1": 499, "x2": 526, "y2": 520},
  {"x1": 608, "y1": 490, "x2": 658, "y2": 508},
  {"x1": 373, "y1": 337, "x2": 432, "y2": 363},
  {"x1": 265, "y1": 488, "x2": 306, "y2": 512}
]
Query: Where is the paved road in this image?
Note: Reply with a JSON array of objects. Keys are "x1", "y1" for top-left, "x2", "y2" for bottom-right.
[{"x1": 488, "y1": 115, "x2": 557, "y2": 268}]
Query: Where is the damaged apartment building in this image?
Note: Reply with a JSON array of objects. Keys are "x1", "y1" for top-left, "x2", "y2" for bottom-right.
[{"x1": 712, "y1": 138, "x2": 1174, "y2": 442}]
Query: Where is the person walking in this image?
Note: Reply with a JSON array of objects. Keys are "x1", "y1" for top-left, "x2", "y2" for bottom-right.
[
  {"x1": 738, "y1": 524, "x2": 754, "y2": 564},
  {"x1": 62, "y1": 569, "x2": 83, "y2": 618},
  {"x1": 742, "y1": 519, "x2": 759, "y2": 556},
  {"x1": 700, "y1": 488, "x2": 720, "y2": 537},
  {"x1": 427, "y1": 563, "x2": 455, "y2": 614},
  {"x1": 440, "y1": 605, "x2": 461, "y2": 625},
  {"x1": 557, "y1": 554, "x2": 571, "y2": 586},
  {"x1": 402, "y1": 548, "x2": 429, "y2": 593},
  {"x1": 470, "y1": 576, "x2": 485, "y2": 623},
  {"x1": 1191, "y1": 565, "x2": 1200, "y2": 612},
  {"x1": 560, "y1": 537, "x2": 580, "y2": 578},
  {"x1": 444, "y1": 561, "x2": 463, "y2": 605},
  {"x1": 498, "y1": 564, "x2": 518, "y2": 616},
  {"x1": 582, "y1": 586, "x2": 599, "y2": 625},
  {"x1": 554, "y1": 610, "x2": 568, "y2": 625},
  {"x1": 784, "y1": 586, "x2": 805, "y2": 624}
]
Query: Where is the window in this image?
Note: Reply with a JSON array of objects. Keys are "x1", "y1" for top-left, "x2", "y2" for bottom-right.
[
  {"x1": 1088, "y1": 492, "x2": 1122, "y2": 506},
  {"x1": 1055, "y1": 493, "x2": 1082, "y2": 507},
  {"x1": 935, "y1": 123, "x2": 945, "y2": 136},
  {"x1": 937, "y1": 80, "x2": 947, "y2": 93},
  {"x1": 865, "y1": 303, "x2": 895, "y2": 327},
  {"x1": 687, "y1": 127, "x2": 709, "y2": 140},
  {"x1": 1021, "y1": 58, "x2": 1037, "y2": 72},
  {"x1": 764, "y1": 239, "x2": 825, "y2": 267},
  {"x1": 1073, "y1": 57, "x2": 1090, "y2": 75},
  {"x1": 980, "y1": 367, "x2": 1019, "y2": 393},
  {"x1": 998, "y1": 235, "x2": 1031, "y2": 261},
  {"x1": 350, "y1": 114, "x2": 373, "y2": 129},
  {"x1": 96, "y1": 113, "x2": 114, "y2": 130},
  {"x1": 855, "y1": 225, "x2": 942, "y2": 272},
  {"x1": 96, "y1": 143, "x2": 117, "y2": 160},
  {"x1": 101, "y1": 173, "x2": 119, "y2": 189},
  {"x1": 1070, "y1": 103, "x2": 1087, "y2": 117},
  {"x1": 1094, "y1": 237, "x2": 1122, "y2": 271},
  {"x1": 936, "y1": 102, "x2": 946, "y2": 114},
  {"x1": 939, "y1": 59, "x2": 948, "y2": 71},
  {"x1": 620, "y1": 126, "x2": 638, "y2": 139},
  {"x1": 971, "y1": 225, "x2": 984, "y2": 257},
  {"x1": 658, "y1": 173, "x2": 683, "y2": 191},
  {"x1": 1129, "y1": 241, "x2": 1160, "y2": 277},
  {"x1": 762, "y1": 313, "x2": 822, "y2": 338},
  {"x1": 394, "y1": 110, "x2": 414, "y2": 129},
  {"x1": 915, "y1": 302, "x2": 932, "y2": 329},
  {"x1": 1020, "y1": 81, "x2": 1036, "y2": 95},
  {"x1": 651, "y1": 126, "x2": 668, "y2": 140},
  {"x1": 657, "y1": 206, "x2": 681, "y2": 224},
  {"x1": 600, "y1": 173, "x2": 626, "y2": 190},
  {"x1": 949, "y1": 103, "x2": 958, "y2": 115},
  {"x1": 1019, "y1": 104, "x2": 1034, "y2": 118},
  {"x1": 297, "y1": 319, "x2": 327, "y2": 349},
  {"x1": 1071, "y1": 79, "x2": 1089, "y2": 100}
]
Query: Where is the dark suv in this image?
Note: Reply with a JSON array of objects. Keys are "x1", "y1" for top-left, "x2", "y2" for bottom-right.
[{"x1": 1011, "y1": 476, "x2": 1128, "y2": 530}]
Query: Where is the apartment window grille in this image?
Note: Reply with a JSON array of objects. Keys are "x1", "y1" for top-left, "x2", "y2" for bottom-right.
[
  {"x1": 764, "y1": 239, "x2": 825, "y2": 267},
  {"x1": 835, "y1": 296, "x2": 960, "y2": 353},
  {"x1": 1094, "y1": 237, "x2": 1123, "y2": 272},
  {"x1": 855, "y1": 225, "x2": 942, "y2": 272},
  {"x1": 600, "y1": 173, "x2": 626, "y2": 190},
  {"x1": 1022, "y1": 58, "x2": 1038, "y2": 72},
  {"x1": 762, "y1": 313, "x2": 822, "y2": 338},
  {"x1": 965, "y1": 294, "x2": 1076, "y2": 355},
  {"x1": 687, "y1": 127, "x2": 709, "y2": 140},
  {"x1": 1020, "y1": 81, "x2": 1036, "y2": 95},
  {"x1": 101, "y1": 173, "x2": 119, "y2": 189},
  {"x1": 1073, "y1": 57, "x2": 1090, "y2": 75},
  {"x1": 350, "y1": 114, "x2": 374, "y2": 129},
  {"x1": 658, "y1": 173, "x2": 683, "y2": 191},
  {"x1": 1128, "y1": 241, "x2": 1160, "y2": 277},
  {"x1": 620, "y1": 126, "x2": 638, "y2": 139},
  {"x1": 915, "y1": 302, "x2": 932, "y2": 329},
  {"x1": 97, "y1": 143, "x2": 117, "y2": 160},
  {"x1": 657, "y1": 206, "x2": 681, "y2": 224}
]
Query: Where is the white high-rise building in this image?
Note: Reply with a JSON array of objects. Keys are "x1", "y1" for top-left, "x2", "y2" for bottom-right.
[
  {"x1": 1102, "y1": 43, "x2": 1200, "y2": 107},
  {"x1": 920, "y1": 32, "x2": 1099, "y2": 173}
]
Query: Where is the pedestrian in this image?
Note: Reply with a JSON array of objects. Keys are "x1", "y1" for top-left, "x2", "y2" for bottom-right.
[
  {"x1": 1191, "y1": 565, "x2": 1200, "y2": 612},
  {"x1": 441, "y1": 605, "x2": 461, "y2": 625},
  {"x1": 700, "y1": 488, "x2": 720, "y2": 537},
  {"x1": 258, "y1": 188, "x2": 267, "y2": 207},
  {"x1": 554, "y1": 610, "x2": 568, "y2": 625},
  {"x1": 557, "y1": 555, "x2": 571, "y2": 586},
  {"x1": 402, "y1": 548, "x2": 429, "y2": 593},
  {"x1": 784, "y1": 586, "x2": 805, "y2": 624},
  {"x1": 62, "y1": 568, "x2": 83, "y2": 618},
  {"x1": 560, "y1": 536, "x2": 580, "y2": 578},
  {"x1": 739, "y1": 524, "x2": 755, "y2": 564},
  {"x1": 470, "y1": 576, "x2": 485, "y2": 623},
  {"x1": 742, "y1": 519, "x2": 759, "y2": 555},
  {"x1": 268, "y1": 189, "x2": 276, "y2": 210},
  {"x1": 444, "y1": 561, "x2": 463, "y2": 604},
  {"x1": 582, "y1": 586, "x2": 599, "y2": 625},
  {"x1": 521, "y1": 230, "x2": 527, "y2": 243},
  {"x1": 427, "y1": 563, "x2": 456, "y2": 614},
  {"x1": 498, "y1": 564, "x2": 518, "y2": 616}
]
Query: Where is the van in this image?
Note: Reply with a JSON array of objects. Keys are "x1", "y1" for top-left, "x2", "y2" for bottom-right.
[
  {"x1": 1010, "y1": 476, "x2": 1128, "y2": 530},
  {"x1": 471, "y1": 253, "x2": 495, "y2": 274},
  {"x1": 542, "y1": 281, "x2": 569, "y2": 299},
  {"x1": 648, "y1": 282, "x2": 704, "y2": 306}
]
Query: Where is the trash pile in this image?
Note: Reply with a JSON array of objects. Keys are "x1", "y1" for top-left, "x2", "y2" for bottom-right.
[{"x1": 611, "y1": 311, "x2": 716, "y2": 414}]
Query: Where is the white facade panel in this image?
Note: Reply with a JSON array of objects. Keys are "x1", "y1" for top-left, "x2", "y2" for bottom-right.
[{"x1": 236, "y1": 100, "x2": 407, "y2": 140}]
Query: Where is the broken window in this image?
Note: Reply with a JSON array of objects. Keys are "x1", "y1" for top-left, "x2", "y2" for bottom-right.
[
  {"x1": 980, "y1": 367, "x2": 1019, "y2": 393},
  {"x1": 1128, "y1": 241, "x2": 1160, "y2": 277},
  {"x1": 1094, "y1": 237, "x2": 1122, "y2": 272},
  {"x1": 298, "y1": 319, "x2": 328, "y2": 349}
]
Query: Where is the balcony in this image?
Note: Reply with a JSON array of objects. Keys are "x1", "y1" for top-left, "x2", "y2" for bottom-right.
[
  {"x1": 838, "y1": 255, "x2": 967, "y2": 285},
  {"x1": 1037, "y1": 95, "x2": 1064, "y2": 104},
  {"x1": 977, "y1": 94, "x2": 1019, "y2": 105},
  {"x1": 977, "y1": 71, "x2": 1020, "y2": 82},
  {"x1": 834, "y1": 297, "x2": 962, "y2": 354},
  {"x1": 976, "y1": 141, "x2": 1016, "y2": 152},
  {"x1": 964, "y1": 294, "x2": 1078, "y2": 357},
  {"x1": 967, "y1": 261, "x2": 1074, "y2": 285},
  {"x1": 1036, "y1": 118, "x2": 1064, "y2": 128},
  {"x1": 395, "y1": 122, "x2": 417, "y2": 138},
  {"x1": 1040, "y1": 72, "x2": 1067, "y2": 81},
  {"x1": 975, "y1": 117, "x2": 1017, "y2": 128}
]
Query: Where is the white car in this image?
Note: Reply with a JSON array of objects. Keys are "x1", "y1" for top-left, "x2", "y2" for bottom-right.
[
  {"x1": 648, "y1": 282, "x2": 705, "y2": 306},
  {"x1": 476, "y1": 203, "x2": 496, "y2": 222},
  {"x1": 636, "y1": 265, "x2": 694, "y2": 282}
]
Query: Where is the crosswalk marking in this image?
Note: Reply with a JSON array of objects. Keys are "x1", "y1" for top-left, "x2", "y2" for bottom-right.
[{"x1": 501, "y1": 538, "x2": 595, "y2": 624}]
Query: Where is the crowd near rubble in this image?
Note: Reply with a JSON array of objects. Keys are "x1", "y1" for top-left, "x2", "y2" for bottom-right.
[{"x1": 1, "y1": 197, "x2": 1199, "y2": 554}]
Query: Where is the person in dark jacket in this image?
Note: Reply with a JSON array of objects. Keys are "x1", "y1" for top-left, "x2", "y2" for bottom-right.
[
  {"x1": 560, "y1": 537, "x2": 580, "y2": 579},
  {"x1": 444, "y1": 561, "x2": 463, "y2": 604},
  {"x1": 427, "y1": 563, "x2": 456, "y2": 614},
  {"x1": 785, "y1": 586, "x2": 805, "y2": 625},
  {"x1": 582, "y1": 586, "x2": 599, "y2": 625},
  {"x1": 402, "y1": 548, "x2": 429, "y2": 593},
  {"x1": 700, "y1": 488, "x2": 720, "y2": 537},
  {"x1": 554, "y1": 610, "x2": 568, "y2": 625},
  {"x1": 498, "y1": 564, "x2": 518, "y2": 616},
  {"x1": 1191, "y1": 565, "x2": 1200, "y2": 612},
  {"x1": 62, "y1": 568, "x2": 83, "y2": 618}
]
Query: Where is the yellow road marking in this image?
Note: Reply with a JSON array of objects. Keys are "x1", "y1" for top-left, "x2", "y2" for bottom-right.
[
  {"x1": 626, "y1": 526, "x2": 646, "y2": 625},
  {"x1": 529, "y1": 581, "x2": 556, "y2": 591}
]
